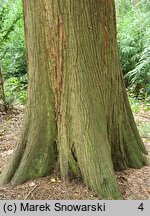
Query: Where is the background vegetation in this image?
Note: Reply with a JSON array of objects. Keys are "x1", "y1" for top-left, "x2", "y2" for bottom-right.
[
  {"x1": 116, "y1": 0, "x2": 150, "y2": 101},
  {"x1": 0, "y1": 0, "x2": 27, "y2": 106},
  {"x1": 0, "y1": 0, "x2": 149, "y2": 109}
]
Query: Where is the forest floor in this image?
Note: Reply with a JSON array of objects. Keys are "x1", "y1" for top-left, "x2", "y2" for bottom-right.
[{"x1": 0, "y1": 105, "x2": 150, "y2": 200}]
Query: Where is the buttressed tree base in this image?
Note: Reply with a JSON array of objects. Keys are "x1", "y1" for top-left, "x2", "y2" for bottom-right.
[{"x1": 0, "y1": 0, "x2": 148, "y2": 199}]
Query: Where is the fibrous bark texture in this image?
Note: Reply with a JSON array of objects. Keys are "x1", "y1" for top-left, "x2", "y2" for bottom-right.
[{"x1": 0, "y1": 0, "x2": 147, "y2": 199}]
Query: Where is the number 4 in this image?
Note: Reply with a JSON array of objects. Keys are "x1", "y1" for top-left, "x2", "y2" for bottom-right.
[{"x1": 138, "y1": 203, "x2": 144, "y2": 211}]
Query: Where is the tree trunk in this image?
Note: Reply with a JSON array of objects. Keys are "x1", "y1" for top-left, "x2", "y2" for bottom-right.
[
  {"x1": 0, "y1": 67, "x2": 7, "y2": 112},
  {"x1": 0, "y1": 0, "x2": 147, "y2": 199}
]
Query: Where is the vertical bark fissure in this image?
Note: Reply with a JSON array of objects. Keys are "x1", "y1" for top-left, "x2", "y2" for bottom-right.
[
  {"x1": 55, "y1": 2, "x2": 64, "y2": 122},
  {"x1": 56, "y1": 0, "x2": 122, "y2": 199}
]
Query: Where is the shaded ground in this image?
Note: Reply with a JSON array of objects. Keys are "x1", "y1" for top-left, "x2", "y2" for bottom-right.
[{"x1": 0, "y1": 106, "x2": 150, "y2": 200}]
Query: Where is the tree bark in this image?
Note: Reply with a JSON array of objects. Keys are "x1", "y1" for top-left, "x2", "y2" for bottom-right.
[
  {"x1": 0, "y1": 0, "x2": 147, "y2": 199},
  {"x1": 0, "y1": 67, "x2": 7, "y2": 112}
]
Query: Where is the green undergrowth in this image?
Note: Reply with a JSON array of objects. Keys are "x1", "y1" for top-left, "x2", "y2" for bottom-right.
[
  {"x1": 129, "y1": 94, "x2": 150, "y2": 139},
  {"x1": 138, "y1": 122, "x2": 150, "y2": 138}
]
